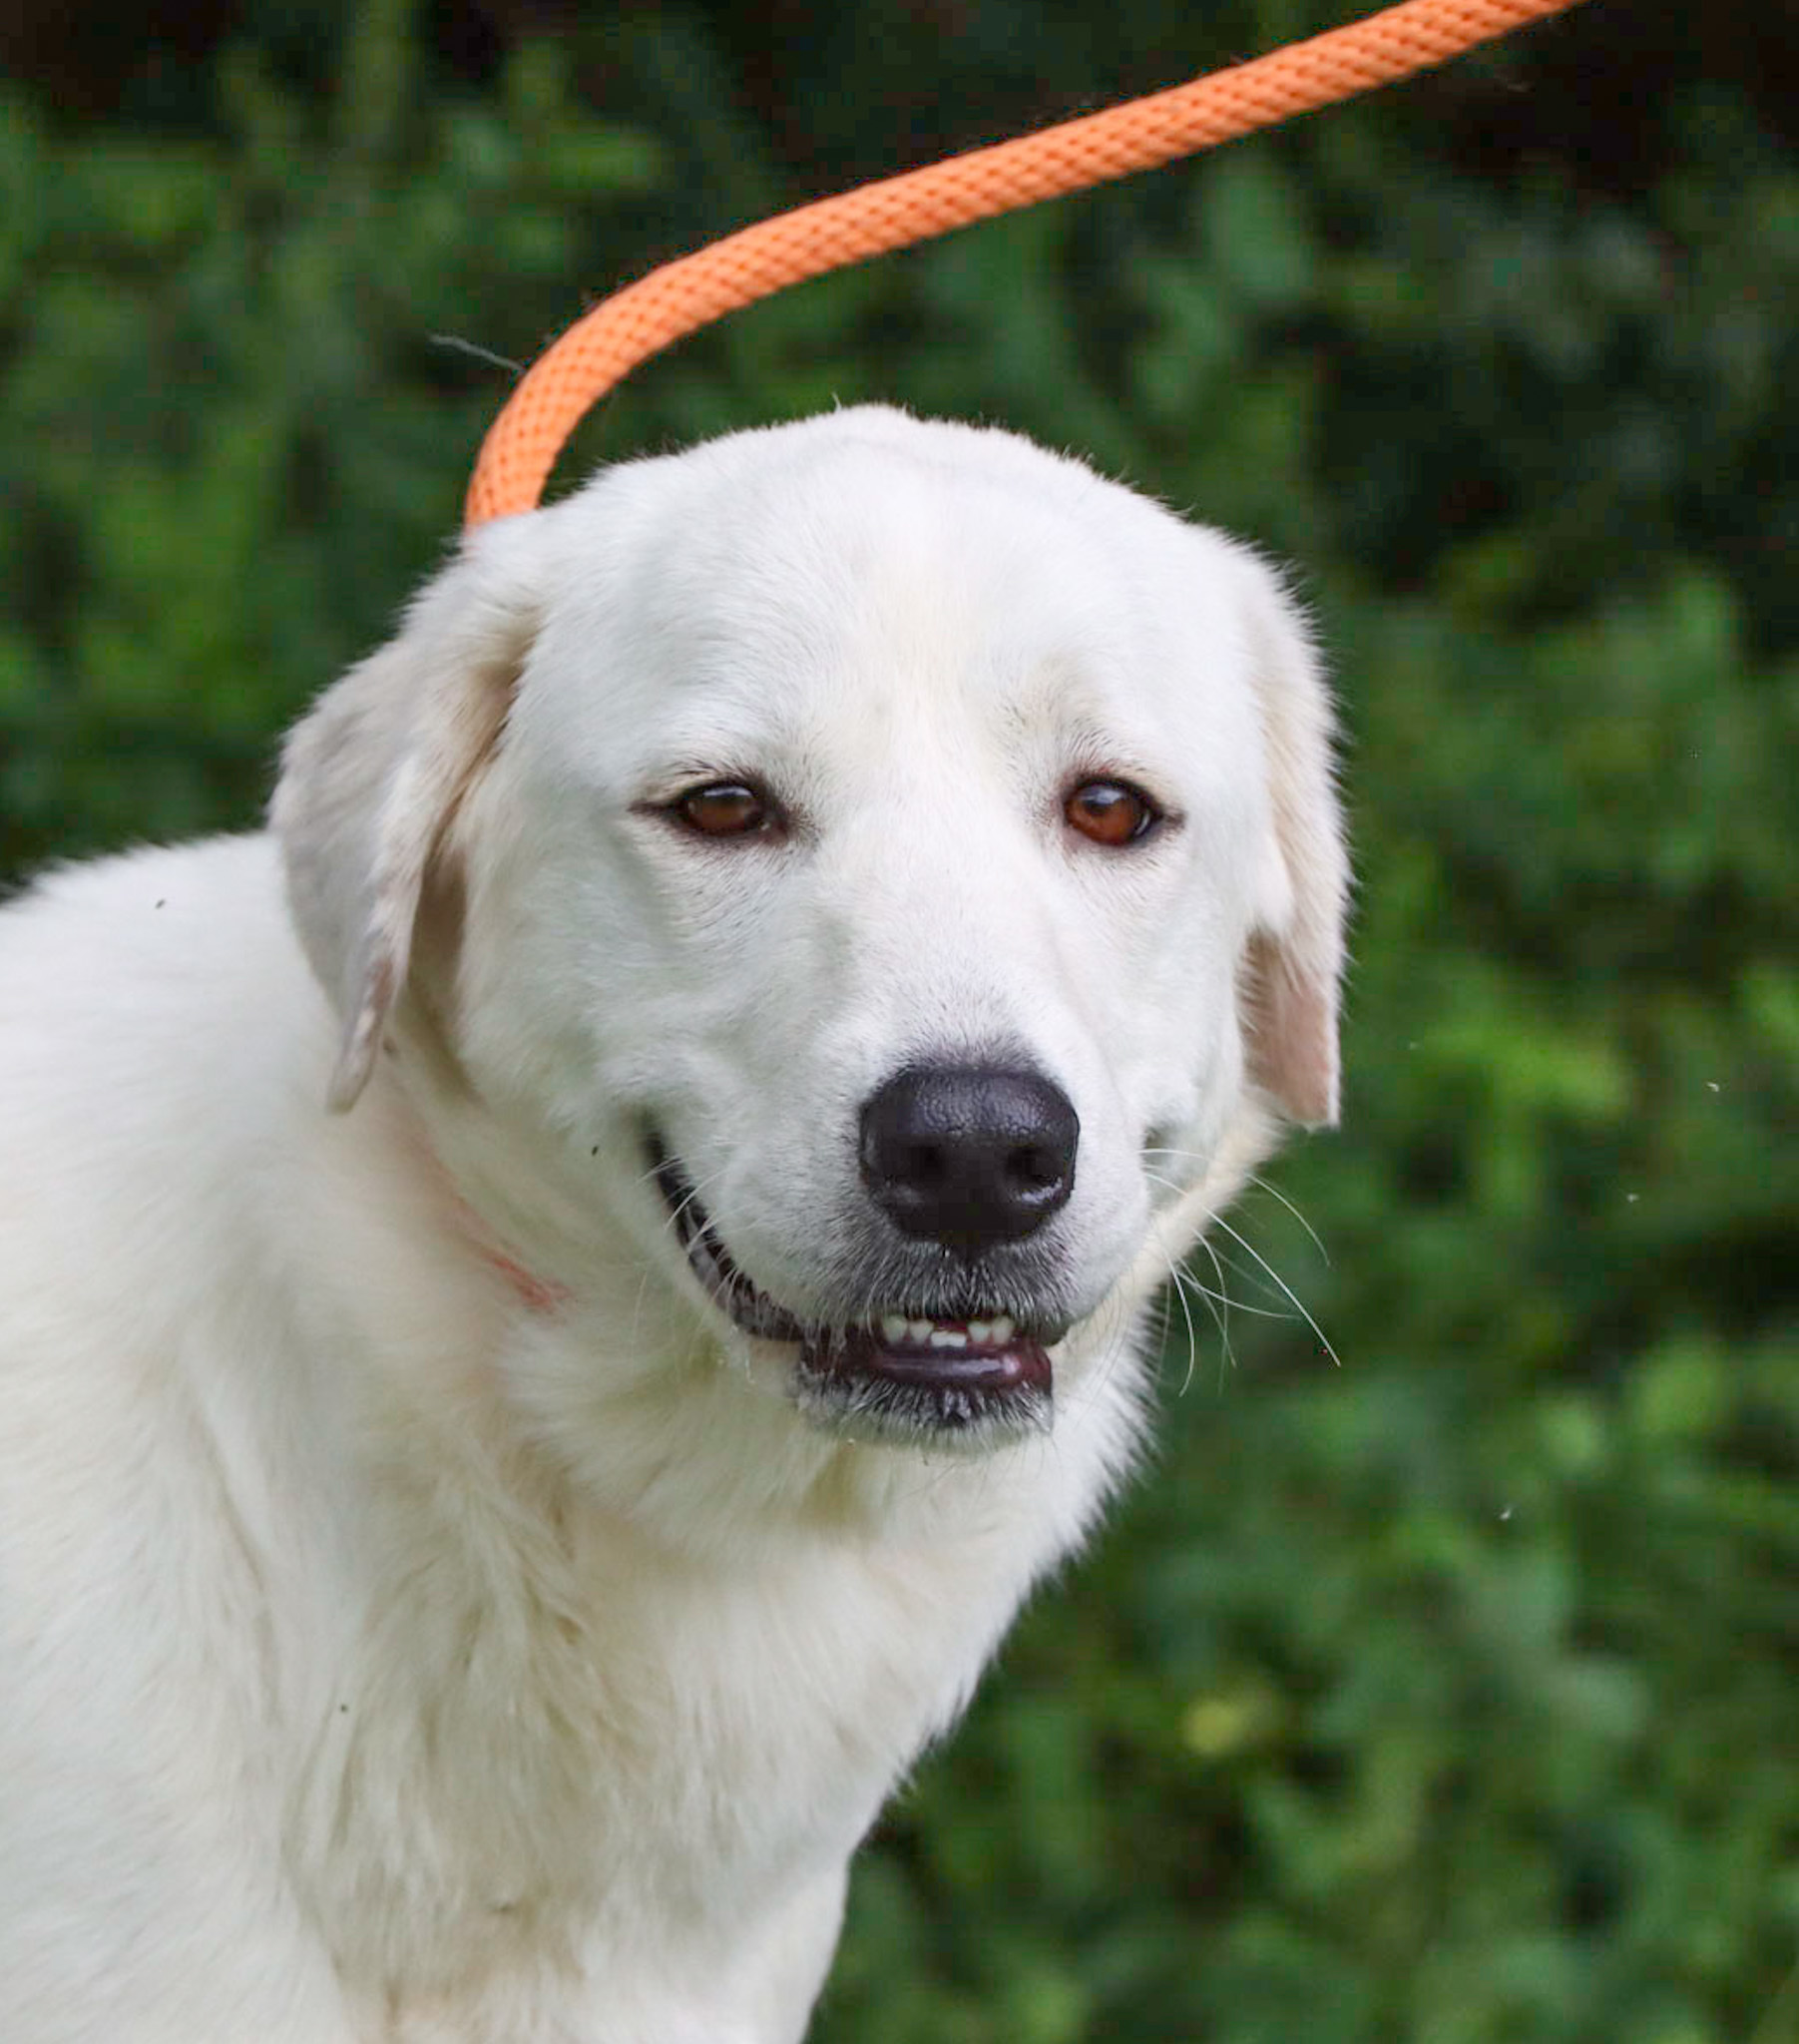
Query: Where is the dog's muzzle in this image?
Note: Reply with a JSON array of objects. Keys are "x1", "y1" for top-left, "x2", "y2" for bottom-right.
[{"x1": 648, "y1": 1067, "x2": 1079, "y2": 1441}]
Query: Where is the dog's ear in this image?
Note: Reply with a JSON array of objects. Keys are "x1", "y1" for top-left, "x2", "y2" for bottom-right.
[
  {"x1": 1234, "y1": 552, "x2": 1349, "y2": 1128},
  {"x1": 272, "y1": 517, "x2": 546, "y2": 1112}
]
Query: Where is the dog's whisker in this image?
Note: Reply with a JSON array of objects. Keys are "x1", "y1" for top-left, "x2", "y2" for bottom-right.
[
  {"x1": 1201, "y1": 1213, "x2": 1341, "y2": 1369},
  {"x1": 1196, "y1": 1241, "x2": 1310, "y2": 1317},
  {"x1": 1137, "y1": 1192, "x2": 1207, "y2": 1397},
  {"x1": 1244, "y1": 1171, "x2": 1331, "y2": 1266},
  {"x1": 1187, "y1": 1233, "x2": 1238, "y2": 1391},
  {"x1": 1168, "y1": 1258, "x2": 1300, "y2": 1324},
  {"x1": 652, "y1": 1158, "x2": 732, "y2": 1250},
  {"x1": 1140, "y1": 1171, "x2": 1243, "y2": 1390}
]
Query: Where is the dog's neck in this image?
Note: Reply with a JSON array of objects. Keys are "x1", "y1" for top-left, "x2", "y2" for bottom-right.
[
  {"x1": 456, "y1": 1201, "x2": 571, "y2": 1313},
  {"x1": 375, "y1": 983, "x2": 592, "y2": 1316}
]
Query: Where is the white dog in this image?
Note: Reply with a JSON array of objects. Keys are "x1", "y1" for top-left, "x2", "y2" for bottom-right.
[{"x1": 0, "y1": 407, "x2": 1345, "y2": 2042}]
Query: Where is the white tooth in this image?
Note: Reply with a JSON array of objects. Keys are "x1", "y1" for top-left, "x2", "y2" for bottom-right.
[
  {"x1": 908, "y1": 1318, "x2": 934, "y2": 1341},
  {"x1": 928, "y1": 1329, "x2": 969, "y2": 1349},
  {"x1": 881, "y1": 1313, "x2": 909, "y2": 1343},
  {"x1": 968, "y1": 1319, "x2": 992, "y2": 1344},
  {"x1": 991, "y1": 1315, "x2": 1015, "y2": 1343}
]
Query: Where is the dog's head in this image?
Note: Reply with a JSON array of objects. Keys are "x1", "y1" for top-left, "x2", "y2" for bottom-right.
[{"x1": 274, "y1": 409, "x2": 1345, "y2": 1452}]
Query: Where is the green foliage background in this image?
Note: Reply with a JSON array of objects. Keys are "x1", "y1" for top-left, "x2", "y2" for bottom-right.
[{"x1": 3, "y1": 3, "x2": 1796, "y2": 2037}]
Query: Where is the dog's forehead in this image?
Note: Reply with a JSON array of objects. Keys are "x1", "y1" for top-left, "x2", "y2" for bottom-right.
[{"x1": 519, "y1": 412, "x2": 1258, "y2": 780}]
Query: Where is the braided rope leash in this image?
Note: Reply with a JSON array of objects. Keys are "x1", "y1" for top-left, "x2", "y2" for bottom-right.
[{"x1": 465, "y1": 0, "x2": 1588, "y2": 526}]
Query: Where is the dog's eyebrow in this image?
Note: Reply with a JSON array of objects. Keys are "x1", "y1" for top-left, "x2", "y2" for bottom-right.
[{"x1": 994, "y1": 671, "x2": 1168, "y2": 771}]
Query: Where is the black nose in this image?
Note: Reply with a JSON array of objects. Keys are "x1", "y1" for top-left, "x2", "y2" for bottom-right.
[{"x1": 858, "y1": 1065, "x2": 1080, "y2": 1258}]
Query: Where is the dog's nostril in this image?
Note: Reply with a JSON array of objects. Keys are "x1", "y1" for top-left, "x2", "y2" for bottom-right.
[
  {"x1": 859, "y1": 1065, "x2": 1079, "y2": 1258},
  {"x1": 1008, "y1": 1146, "x2": 1062, "y2": 1195}
]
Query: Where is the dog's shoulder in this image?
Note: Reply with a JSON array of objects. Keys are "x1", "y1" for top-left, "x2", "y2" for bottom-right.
[
  {"x1": 0, "y1": 831, "x2": 310, "y2": 1069},
  {"x1": 0, "y1": 833, "x2": 368, "y2": 2035},
  {"x1": 0, "y1": 831, "x2": 329, "y2": 1291}
]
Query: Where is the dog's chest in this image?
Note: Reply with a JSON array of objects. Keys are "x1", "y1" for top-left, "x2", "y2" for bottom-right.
[{"x1": 294, "y1": 1496, "x2": 1029, "y2": 2007}]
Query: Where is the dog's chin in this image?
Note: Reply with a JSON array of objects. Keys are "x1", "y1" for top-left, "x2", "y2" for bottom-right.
[{"x1": 649, "y1": 1137, "x2": 1060, "y2": 1449}]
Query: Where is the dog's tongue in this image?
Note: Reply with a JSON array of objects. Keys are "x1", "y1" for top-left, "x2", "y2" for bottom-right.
[{"x1": 803, "y1": 1318, "x2": 1053, "y2": 1395}]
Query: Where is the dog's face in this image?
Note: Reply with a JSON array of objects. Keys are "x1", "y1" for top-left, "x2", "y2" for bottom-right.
[{"x1": 276, "y1": 410, "x2": 1344, "y2": 1451}]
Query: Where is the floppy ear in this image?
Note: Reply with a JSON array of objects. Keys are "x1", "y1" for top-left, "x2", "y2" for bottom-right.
[
  {"x1": 271, "y1": 517, "x2": 546, "y2": 1112},
  {"x1": 1234, "y1": 552, "x2": 1349, "y2": 1128}
]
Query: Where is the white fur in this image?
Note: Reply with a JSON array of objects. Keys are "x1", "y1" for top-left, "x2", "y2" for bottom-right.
[{"x1": 0, "y1": 408, "x2": 1345, "y2": 2041}]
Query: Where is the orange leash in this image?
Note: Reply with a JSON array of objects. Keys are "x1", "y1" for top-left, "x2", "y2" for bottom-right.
[{"x1": 465, "y1": 0, "x2": 1588, "y2": 526}]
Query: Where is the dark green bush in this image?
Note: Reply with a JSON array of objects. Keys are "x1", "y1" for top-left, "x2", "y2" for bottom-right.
[{"x1": 3, "y1": 4, "x2": 1795, "y2": 2037}]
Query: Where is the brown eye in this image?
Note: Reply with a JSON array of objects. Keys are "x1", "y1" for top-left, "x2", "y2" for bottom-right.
[
  {"x1": 671, "y1": 782, "x2": 775, "y2": 838},
  {"x1": 1065, "y1": 778, "x2": 1159, "y2": 847}
]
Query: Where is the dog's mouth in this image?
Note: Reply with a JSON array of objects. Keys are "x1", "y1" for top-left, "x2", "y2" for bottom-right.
[{"x1": 649, "y1": 1135, "x2": 1058, "y2": 1439}]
